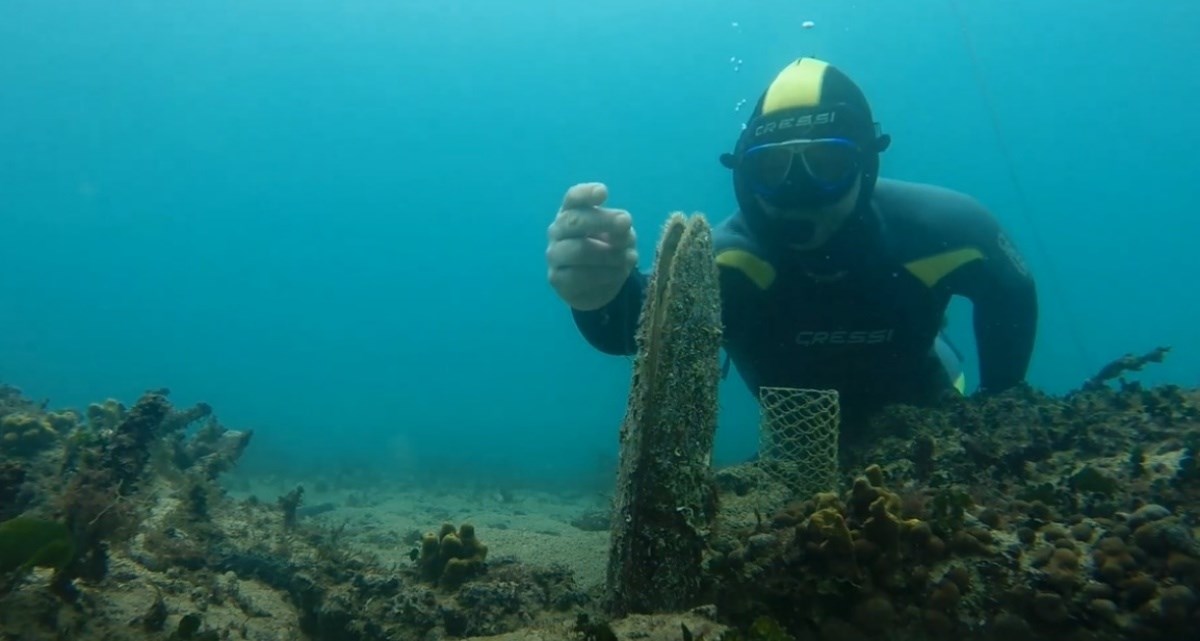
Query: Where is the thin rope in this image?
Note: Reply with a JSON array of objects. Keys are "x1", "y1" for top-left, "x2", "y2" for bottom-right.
[{"x1": 946, "y1": 0, "x2": 1094, "y2": 369}]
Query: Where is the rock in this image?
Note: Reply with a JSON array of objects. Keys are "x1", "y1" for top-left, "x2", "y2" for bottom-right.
[{"x1": 1128, "y1": 504, "x2": 1172, "y2": 529}]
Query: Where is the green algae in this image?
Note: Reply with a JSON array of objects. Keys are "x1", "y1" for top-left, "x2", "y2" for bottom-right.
[{"x1": 0, "y1": 517, "x2": 74, "y2": 575}]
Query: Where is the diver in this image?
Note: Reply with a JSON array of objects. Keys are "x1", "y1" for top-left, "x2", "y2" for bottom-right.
[{"x1": 545, "y1": 57, "x2": 1038, "y2": 431}]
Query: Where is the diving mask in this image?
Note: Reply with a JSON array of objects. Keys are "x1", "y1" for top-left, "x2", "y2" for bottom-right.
[{"x1": 740, "y1": 137, "x2": 863, "y2": 209}]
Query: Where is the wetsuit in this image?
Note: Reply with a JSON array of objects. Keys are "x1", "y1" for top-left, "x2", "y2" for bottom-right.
[{"x1": 571, "y1": 178, "x2": 1038, "y2": 428}]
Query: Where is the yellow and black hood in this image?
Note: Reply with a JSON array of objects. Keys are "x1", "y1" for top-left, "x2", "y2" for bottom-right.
[{"x1": 721, "y1": 58, "x2": 891, "y2": 248}]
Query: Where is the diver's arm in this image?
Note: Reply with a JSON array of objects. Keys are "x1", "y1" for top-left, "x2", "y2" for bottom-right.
[
  {"x1": 948, "y1": 205, "x2": 1039, "y2": 392},
  {"x1": 971, "y1": 258, "x2": 1037, "y2": 392},
  {"x1": 569, "y1": 215, "x2": 749, "y2": 357},
  {"x1": 570, "y1": 270, "x2": 647, "y2": 356}
]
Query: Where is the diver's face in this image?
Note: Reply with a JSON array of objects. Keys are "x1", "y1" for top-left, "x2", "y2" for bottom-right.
[{"x1": 756, "y1": 174, "x2": 862, "y2": 251}]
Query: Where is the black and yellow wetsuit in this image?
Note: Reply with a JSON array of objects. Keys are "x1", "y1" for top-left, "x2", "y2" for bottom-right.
[
  {"x1": 571, "y1": 177, "x2": 1038, "y2": 427},
  {"x1": 568, "y1": 56, "x2": 1038, "y2": 428}
]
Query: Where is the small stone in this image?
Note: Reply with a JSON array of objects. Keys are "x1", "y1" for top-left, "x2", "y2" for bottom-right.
[
  {"x1": 1097, "y1": 536, "x2": 1127, "y2": 555},
  {"x1": 978, "y1": 508, "x2": 1003, "y2": 529},
  {"x1": 1132, "y1": 597, "x2": 1161, "y2": 624},
  {"x1": 926, "y1": 535, "x2": 946, "y2": 558},
  {"x1": 951, "y1": 530, "x2": 990, "y2": 555},
  {"x1": 907, "y1": 520, "x2": 932, "y2": 545},
  {"x1": 1167, "y1": 551, "x2": 1200, "y2": 579},
  {"x1": 853, "y1": 537, "x2": 879, "y2": 561},
  {"x1": 1070, "y1": 522, "x2": 1095, "y2": 542},
  {"x1": 992, "y1": 612, "x2": 1030, "y2": 635},
  {"x1": 820, "y1": 617, "x2": 869, "y2": 641},
  {"x1": 968, "y1": 527, "x2": 993, "y2": 544},
  {"x1": 1124, "y1": 574, "x2": 1158, "y2": 606},
  {"x1": 1054, "y1": 537, "x2": 1078, "y2": 551},
  {"x1": 1082, "y1": 581, "x2": 1115, "y2": 600},
  {"x1": 1128, "y1": 504, "x2": 1171, "y2": 529},
  {"x1": 1030, "y1": 546, "x2": 1054, "y2": 567},
  {"x1": 726, "y1": 547, "x2": 746, "y2": 568},
  {"x1": 1047, "y1": 548, "x2": 1081, "y2": 592},
  {"x1": 1088, "y1": 598, "x2": 1118, "y2": 622},
  {"x1": 1017, "y1": 527, "x2": 1037, "y2": 545},
  {"x1": 1160, "y1": 585, "x2": 1196, "y2": 625},
  {"x1": 746, "y1": 533, "x2": 776, "y2": 554},
  {"x1": 1050, "y1": 548, "x2": 1079, "y2": 569},
  {"x1": 1029, "y1": 502, "x2": 1054, "y2": 521},
  {"x1": 922, "y1": 609, "x2": 953, "y2": 636},
  {"x1": 1032, "y1": 591, "x2": 1069, "y2": 623},
  {"x1": 928, "y1": 580, "x2": 960, "y2": 610},
  {"x1": 946, "y1": 565, "x2": 972, "y2": 592},
  {"x1": 1133, "y1": 520, "x2": 1174, "y2": 554},
  {"x1": 1097, "y1": 557, "x2": 1127, "y2": 584},
  {"x1": 1041, "y1": 523, "x2": 1069, "y2": 542},
  {"x1": 853, "y1": 594, "x2": 895, "y2": 634}
]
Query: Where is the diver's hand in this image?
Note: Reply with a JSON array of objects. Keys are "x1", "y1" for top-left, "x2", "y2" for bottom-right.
[{"x1": 546, "y1": 182, "x2": 638, "y2": 311}]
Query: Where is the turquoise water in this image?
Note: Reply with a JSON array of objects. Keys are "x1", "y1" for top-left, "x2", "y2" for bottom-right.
[{"x1": 1, "y1": 0, "x2": 1196, "y2": 483}]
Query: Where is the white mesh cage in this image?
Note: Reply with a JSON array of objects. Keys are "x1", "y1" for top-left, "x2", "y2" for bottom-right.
[{"x1": 757, "y1": 386, "x2": 841, "y2": 499}]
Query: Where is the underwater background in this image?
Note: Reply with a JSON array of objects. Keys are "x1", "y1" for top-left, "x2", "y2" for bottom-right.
[{"x1": 1, "y1": 0, "x2": 1197, "y2": 486}]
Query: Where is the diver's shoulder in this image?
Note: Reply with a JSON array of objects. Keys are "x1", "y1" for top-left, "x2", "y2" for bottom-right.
[
  {"x1": 875, "y1": 178, "x2": 989, "y2": 218},
  {"x1": 873, "y1": 178, "x2": 1001, "y2": 262},
  {"x1": 868, "y1": 180, "x2": 998, "y2": 247},
  {"x1": 710, "y1": 212, "x2": 778, "y2": 290},
  {"x1": 712, "y1": 211, "x2": 760, "y2": 251}
]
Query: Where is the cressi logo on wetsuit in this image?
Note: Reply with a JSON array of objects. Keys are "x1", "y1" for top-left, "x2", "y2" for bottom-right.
[{"x1": 794, "y1": 328, "x2": 895, "y2": 347}]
